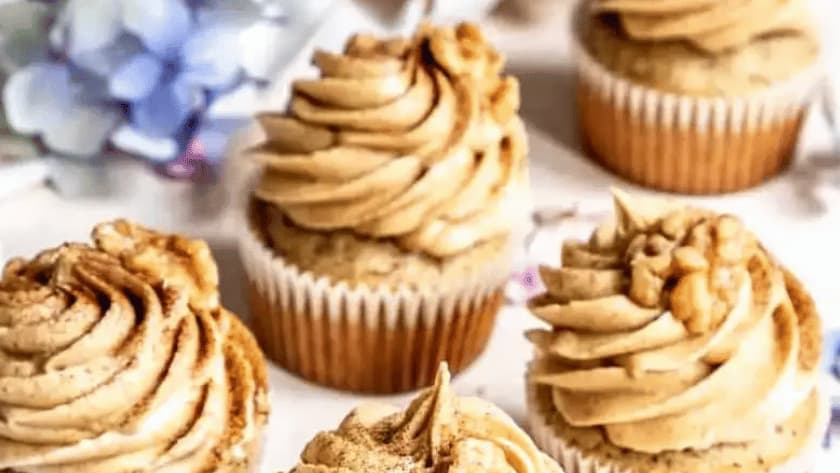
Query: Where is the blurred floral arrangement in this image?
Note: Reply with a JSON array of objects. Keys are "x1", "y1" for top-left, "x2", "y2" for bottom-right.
[
  {"x1": 0, "y1": 0, "x2": 331, "y2": 179},
  {"x1": 824, "y1": 328, "x2": 840, "y2": 450}
]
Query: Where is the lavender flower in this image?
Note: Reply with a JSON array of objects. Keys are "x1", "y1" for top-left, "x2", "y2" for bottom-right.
[
  {"x1": 824, "y1": 329, "x2": 840, "y2": 377},
  {"x1": 821, "y1": 328, "x2": 840, "y2": 449},
  {"x1": 1, "y1": 0, "x2": 332, "y2": 178},
  {"x1": 505, "y1": 265, "x2": 545, "y2": 305}
]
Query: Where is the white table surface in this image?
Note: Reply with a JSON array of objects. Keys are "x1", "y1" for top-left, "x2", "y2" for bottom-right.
[{"x1": 2, "y1": 1, "x2": 840, "y2": 471}]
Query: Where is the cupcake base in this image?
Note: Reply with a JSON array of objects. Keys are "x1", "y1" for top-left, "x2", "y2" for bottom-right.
[
  {"x1": 248, "y1": 281, "x2": 502, "y2": 393},
  {"x1": 526, "y1": 381, "x2": 829, "y2": 473},
  {"x1": 578, "y1": 81, "x2": 805, "y2": 194},
  {"x1": 239, "y1": 208, "x2": 511, "y2": 394},
  {"x1": 573, "y1": 17, "x2": 822, "y2": 195}
]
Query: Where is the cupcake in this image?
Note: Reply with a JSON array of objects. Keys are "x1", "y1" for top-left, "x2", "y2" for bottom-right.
[
  {"x1": 290, "y1": 363, "x2": 564, "y2": 473},
  {"x1": 525, "y1": 190, "x2": 828, "y2": 473},
  {"x1": 241, "y1": 21, "x2": 528, "y2": 393},
  {"x1": 575, "y1": 0, "x2": 824, "y2": 194},
  {"x1": 0, "y1": 221, "x2": 269, "y2": 473}
]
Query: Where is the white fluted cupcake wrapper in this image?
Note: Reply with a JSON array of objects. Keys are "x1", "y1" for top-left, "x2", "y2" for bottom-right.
[
  {"x1": 238, "y1": 219, "x2": 512, "y2": 393},
  {"x1": 573, "y1": 17, "x2": 825, "y2": 194}
]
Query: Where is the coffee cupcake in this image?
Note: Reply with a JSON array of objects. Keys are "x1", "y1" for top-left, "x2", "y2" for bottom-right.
[
  {"x1": 241, "y1": 22, "x2": 528, "y2": 393},
  {"x1": 525, "y1": 191, "x2": 828, "y2": 473},
  {"x1": 0, "y1": 221, "x2": 269, "y2": 473},
  {"x1": 290, "y1": 363, "x2": 564, "y2": 473},
  {"x1": 575, "y1": 0, "x2": 824, "y2": 194}
]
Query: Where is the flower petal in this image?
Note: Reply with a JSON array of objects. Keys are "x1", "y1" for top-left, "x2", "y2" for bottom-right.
[
  {"x1": 180, "y1": 25, "x2": 242, "y2": 89},
  {"x1": 161, "y1": 158, "x2": 198, "y2": 180},
  {"x1": 62, "y1": 0, "x2": 123, "y2": 56},
  {"x1": 121, "y1": 0, "x2": 192, "y2": 58},
  {"x1": 193, "y1": 117, "x2": 243, "y2": 161},
  {"x1": 111, "y1": 123, "x2": 178, "y2": 161},
  {"x1": 71, "y1": 67, "x2": 113, "y2": 103},
  {"x1": 72, "y1": 33, "x2": 145, "y2": 78},
  {"x1": 3, "y1": 63, "x2": 73, "y2": 135},
  {"x1": 130, "y1": 77, "x2": 199, "y2": 137},
  {"x1": 49, "y1": 13, "x2": 66, "y2": 52},
  {"x1": 109, "y1": 53, "x2": 163, "y2": 101},
  {"x1": 43, "y1": 102, "x2": 121, "y2": 156}
]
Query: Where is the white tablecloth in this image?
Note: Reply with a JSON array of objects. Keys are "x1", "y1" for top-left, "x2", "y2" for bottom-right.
[{"x1": 1, "y1": 1, "x2": 839, "y2": 471}]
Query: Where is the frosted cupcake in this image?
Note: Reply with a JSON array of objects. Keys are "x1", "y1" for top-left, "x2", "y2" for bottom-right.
[
  {"x1": 241, "y1": 22, "x2": 528, "y2": 393},
  {"x1": 575, "y1": 0, "x2": 823, "y2": 194},
  {"x1": 0, "y1": 221, "x2": 269, "y2": 473},
  {"x1": 526, "y1": 191, "x2": 828, "y2": 473},
  {"x1": 290, "y1": 363, "x2": 564, "y2": 473}
]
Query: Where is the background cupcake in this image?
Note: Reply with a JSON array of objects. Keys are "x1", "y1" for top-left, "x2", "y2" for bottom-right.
[
  {"x1": 0, "y1": 221, "x2": 269, "y2": 473},
  {"x1": 240, "y1": 22, "x2": 528, "y2": 393},
  {"x1": 525, "y1": 191, "x2": 828, "y2": 473},
  {"x1": 289, "y1": 363, "x2": 563, "y2": 473},
  {"x1": 575, "y1": 0, "x2": 824, "y2": 194}
]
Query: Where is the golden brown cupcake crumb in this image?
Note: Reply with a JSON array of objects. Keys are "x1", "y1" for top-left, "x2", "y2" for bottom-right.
[
  {"x1": 582, "y1": 14, "x2": 819, "y2": 96},
  {"x1": 253, "y1": 202, "x2": 510, "y2": 288}
]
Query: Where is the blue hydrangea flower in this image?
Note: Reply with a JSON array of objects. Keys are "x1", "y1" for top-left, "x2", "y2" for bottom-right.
[
  {"x1": 824, "y1": 328, "x2": 840, "y2": 449},
  {"x1": 1, "y1": 0, "x2": 333, "y2": 177}
]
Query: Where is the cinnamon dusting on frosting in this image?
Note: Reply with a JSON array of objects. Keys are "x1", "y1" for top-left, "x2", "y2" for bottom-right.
[
  {"x1": 0, "y1": 221, "x2": 269, "y2": 473},
  {"x1": 253, "y1": 22, "x2": 527, "y2": 258},
  {"x1": 291, "y1": 364, "x2": 563, "y2": 473},
  {"x1": 526, "y1": 190, "x2": 821, "y2": 454}
]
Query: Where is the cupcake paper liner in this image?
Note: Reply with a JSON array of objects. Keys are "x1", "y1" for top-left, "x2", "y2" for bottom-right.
[
  {"x1": 526, "y1": 379, "x2": 831, "y2": 473},
  {"x1": 238, "y1": 220, "x2": 511, "y2": 394},
  {"x1": 574, "y1": 33, "x2": 825, "y2": 194}
]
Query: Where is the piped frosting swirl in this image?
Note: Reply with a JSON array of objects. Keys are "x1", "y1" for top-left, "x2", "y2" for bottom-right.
[
  {"x1": 0, "y1": 221, "x2": 269, "y2": 473},
  {"x1": 291, "y1": 364, "x2": 563, "y2": 473},
  {"x1": 527, "y1": 190, "x2": 821, "y2": 454},
  {"x1": 253, "y1": 22, "x2": 527, "y2": 258},
  {"x1": 592, "y1": 0, "x2": 816, "y2": 53}
]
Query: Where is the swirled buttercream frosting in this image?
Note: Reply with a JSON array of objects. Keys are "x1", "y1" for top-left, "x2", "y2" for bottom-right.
[
  {"x1": 253, "y1": 22, "x2": 528, "y2": 258},
  {"x1": 592, "y1": 0, "x2": 816, "y2": 53},
  {"x1": 526, "y1": 190, "x2": 821, "y2": 454},
  {"x1": 0, "y1": 221, "x2": 269, "y2": 473},
  {"x1": 291, "y1": 363, "x2": 564, "y2": 473}
]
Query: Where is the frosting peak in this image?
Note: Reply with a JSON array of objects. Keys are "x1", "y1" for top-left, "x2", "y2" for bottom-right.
[
  {"x1": 254, "y1": 22, "x2": 527, "y2": 258},
  {"x1": 527, "y1": 191, "x2": 820, "y2": 453},
  {"x1": 592, "y1": 0, "x2": 815, "y2": 53},
  {"x1": 0, "y1": 221, "x2": 268, "y2": 473},
  {"x1": 292, "y1": 364, "x2": 564, "y2": 473}
]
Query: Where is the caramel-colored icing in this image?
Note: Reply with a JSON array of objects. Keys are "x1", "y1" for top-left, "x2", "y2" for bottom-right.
[
  {"x1": 0, "y1": 221, "x2": 269, "y2": 472},
  {"x1": 593, "y1": 0, "x2": 816, "y2": 53},
  {"x1": 527, "y1": 190, "x2": 821, "y2": 454},
  {"x1": 291, "y1": 364, "x2": 564, "y2": 473},
  {"x1": 253, "y1": 22, "x2": 528, "y2": 259}
]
